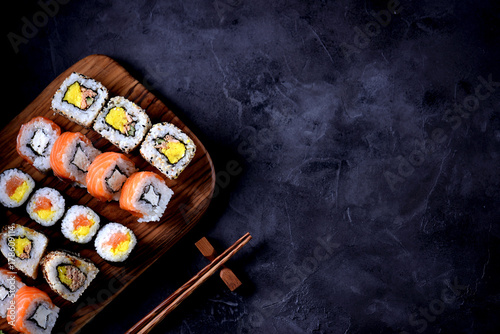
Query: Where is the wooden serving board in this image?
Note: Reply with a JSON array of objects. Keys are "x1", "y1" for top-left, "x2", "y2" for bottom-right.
[{"x1": 0, "y1": 54, "x2": 215, "y2": 333}]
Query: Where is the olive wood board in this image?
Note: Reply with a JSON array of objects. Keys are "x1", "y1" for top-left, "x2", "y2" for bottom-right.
[{"x1": 0, "y1": 54, "x2": 215, "y2": 333}]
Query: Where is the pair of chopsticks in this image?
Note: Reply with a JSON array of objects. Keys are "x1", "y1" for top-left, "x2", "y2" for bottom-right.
[{"x1": 125, "y1": 232, "x2": 252, "y2": 334}]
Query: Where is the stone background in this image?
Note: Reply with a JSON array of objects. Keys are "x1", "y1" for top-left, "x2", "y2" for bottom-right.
[{"x1": 3, "y1": 0, "x2": 500, "y2": 333}]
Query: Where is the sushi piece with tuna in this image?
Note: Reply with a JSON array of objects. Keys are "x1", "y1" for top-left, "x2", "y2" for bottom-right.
[
  {"x1": 26, "y1": 187, "x2": 66, "y2": 227},
  {"x1": 12, "y1": 285, "x2": 60, "y2": 334},
  {"x1": 94, "y1": 222, "x2": 137, "y2": 262},
  {"x1": 119, "y1": 171, "x2": 173, "y2": 223},
  {"x1": 61, "y1": 205, "x2": 100, "y2": 244},
  {"x1": 93, "y1": 96, "x2": 152, "y2": 153},
  {"x1": 51, "y1": 72, "x2": 108, "y2": 128},
  {"x1": 86, "y1": 152, "x2": 137, "y2": 202},
  {"x1": 50, "y1": 131, "x2": 101, "y2": 187},
  {"x1": 139, "y1": 122, "x2": 196, "y2": 179},
  {"x1": 41, "y1": 250, "x2": 99, "y2": 303},
  {"x1": 0, "y1": 224, "x2": 48, "y2": 279},
  {"x1": 16, "y1": 116, "x2": 62, "y2": 173},
  {"x1": 0, "y1": 168, "x2": 35, "y2": 208}
]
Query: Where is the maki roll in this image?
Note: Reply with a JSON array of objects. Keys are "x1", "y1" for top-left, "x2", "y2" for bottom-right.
[
  {"x1": 50, "y1": 131, "x2": 101, "y2": 187},
  {"x1": 93, "y1": 96, "x2": 152, "y2": 153},
  {"x1": 119, "y1": 171, "x2": 173, "y2": 223},
  {"x1": 86, "y1": 152, "x2": 137, "y2": 202},
  {"x1": 0, "y1": 168, "x2": 35, "y2": 208},
  {"x1": 26, "y1": 187, "x2": 66, "y2": 227},
  {"x1": 61, "y1": 205, "x2": 100, "y2": 244},
  {"x1": 0, "y1": 267, "x2": 25, "y2": 318},
  {"x1": 16, "y1": 116, "x2": 62, "y2": 173},
  {"x1": 139, "y1": 122, "x2": 196, "y2": 179},
  {"x1": 51, "y1": 72, "x2": 108, "y2": 128},
  {"x1": 94, "y1": 223, "x2": 137, "y2": 262},
  {"x1": 41, "y1": 250, "x2": 99, "y2": 303},
  {"x1": 0, "y1": 224, "x2": 48, "y2": 279},
  {"x1": 12, "y1": 285, "x2": 59, "y2": 334}
]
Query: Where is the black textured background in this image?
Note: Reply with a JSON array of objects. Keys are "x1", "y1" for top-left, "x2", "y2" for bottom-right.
[{"x1": 3, "y1": 0, "x2": 500, "y2": 333}]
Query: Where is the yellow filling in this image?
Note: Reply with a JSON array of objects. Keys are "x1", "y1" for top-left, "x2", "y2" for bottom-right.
[
  {"x1": 105, "y1": 107, "x2": 128, "y2": 133},
  {"x1": 9, "y1": 181, "x2": 29, "y2": 203},
  {"x1": 111, "y1": 233, "x2": 131, "y2": 255},
  {"x1": 63, "y1": 82, "x2": 83, "y2": 108},
  {"x1": 161, "y1": 141, "x2": 186, "y2": 164},
  {"x1": 57, "y1": 266, "x2": 72, "y2": 287},
  {"x1": 36, "y1": 209, "x2": 55, "y2": 220},
  {"x1": 73, "y1": 224, "x2": 94, "y2": 237},
  {"x1": 13, "y1": 237, "x2": 31, "y2": 258}
]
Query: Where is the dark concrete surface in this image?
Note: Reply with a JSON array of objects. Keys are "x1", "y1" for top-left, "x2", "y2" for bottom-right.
[{"x1": 3, "y1": 0, "x2": 500, "y2": 333}]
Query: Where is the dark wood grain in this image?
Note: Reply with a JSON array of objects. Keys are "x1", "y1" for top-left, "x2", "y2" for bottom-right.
[{"x1": 0, "y1": 54, "x2": 215, "y2": 333}]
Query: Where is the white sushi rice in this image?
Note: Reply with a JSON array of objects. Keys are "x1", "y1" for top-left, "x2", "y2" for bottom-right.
[
  {"x1": 26, "y1": 187, "x2": 66, "y2": 226},
  {"x1": 41, "y1": 250, "x2": 99, "y2": 303},
  {"x1": 51, "y1": 72, "x2": 108, "y2": 128},
  {"x1": 0, "y1": 270, "x2": 25, "y2": 318},
  {"x1": 0, "y1": 168, "x2": 35, "y2": 208},
  {"x1": 93, "y1": 96, "x2": 152, "y2": 153},
  {"x1": 16, "y1": 118, "x2": 61, "y2": 173},
  {"x1": 139, "y1": 122, "x2": 196, "y2": 179},
  {"x1": 94, "y1": 222, "x2": 137, "y2": 262},
  {"x1": 61, "y1": 205, "x2": 100, "y2": 244},
  {"x1": 0, "y1": 224, "x2": 49, "y2": 279}
]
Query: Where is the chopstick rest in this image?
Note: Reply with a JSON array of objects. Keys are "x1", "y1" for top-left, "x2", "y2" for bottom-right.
[
  {"x1": 125, "y1": 232, "x2": 252, "y2": 334},
  {"x1": 195, "y1": 236, "x2": 242, "y2": 291}
]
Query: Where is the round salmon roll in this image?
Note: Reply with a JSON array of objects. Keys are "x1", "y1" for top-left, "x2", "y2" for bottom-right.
[
  {"x1": 12, "y1": 285, "x2": 59, "y2": 334},
  {"x1": 94, "y1": 222, "x2": 137, "y2": 262},
  {"x1": 0, "y1": 168, "x2": 35, "y2": 208},
  {"x1": 16, "y1": 116, "x2": 62, "y2": 173},
  {"x1": 50, "y1": 132, "x2": 101, "y2": 187},
  {"x1": 86, "y1": 152, "x2": 137, "y2": 202},
  {"x1": 119, "y1": 171, "x2": 173, "y2": 222},
  {"x1": 61, "y1": 205, "x2": 100, "y2": 244},
  {"x1": 26, "y1": 187, "x2": 66, "y2": 226}
]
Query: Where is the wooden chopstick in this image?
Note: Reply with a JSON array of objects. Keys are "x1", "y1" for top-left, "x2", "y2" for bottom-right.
[
  {"x1": 195, "y1": 237, "x2": 242, "y2": 291},
  {"x1": 125, "y1": 232, "x2": 252, "y2": 334}
]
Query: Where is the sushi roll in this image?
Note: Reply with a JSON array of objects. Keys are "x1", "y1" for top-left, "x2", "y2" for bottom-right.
[
  {"x1": 41, "y1": 250, "x2": 99, "y2": 303},
  {"x1": 139, "y1": 122, "x2": 196, "y2": 179},
  {"x1": 86, "y1": 152, "x2": 137, "y2": 202},
  {"x1": 26, "y1": 187, "x2": 66, "y2": 227},
  {"x1": 119, "y1": 171, "x2": 173, "y2": 223},
  {"x1": 50, "y1": 131, "x2": 101, "y2": 187},
  {"x1": 51, "y1": 72, "x2": 108, "y2": 128},
  {"x1": 0, "y1": 267, "x2": 25, "y2": 318},
  {"x1": 0, "y1": 168, "x2": 35, "y2": 208},
  {"x1": 93, "y1": 96, "x2": 152, "y2": 153},
  {"x1": 94, "y1": 223, "x2": 137, "y2": 262},
  {"x1": 12, "y1": 285, "x2": 59, "y2": 334},
  {"x1": 61, "y1": 205, "x2": 100, "y2": 244},
  {"x1": 16, "y1": 116, "x2": 62, "y2": 173},
  {"x1": 0, "y1": 224, "x2": 48, "y2": 279}
]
